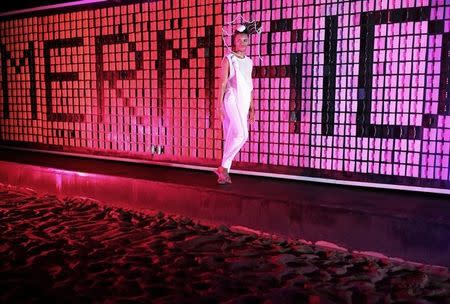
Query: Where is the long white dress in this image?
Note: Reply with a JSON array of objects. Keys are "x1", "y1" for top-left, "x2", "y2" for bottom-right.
[{"x1": 221, "y1": 53, "x2": 253, "y2": 171}]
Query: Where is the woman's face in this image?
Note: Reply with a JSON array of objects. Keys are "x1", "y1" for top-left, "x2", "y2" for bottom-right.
[{"x1": 233, "y1": 33, "x2": 250, "y2": 53}]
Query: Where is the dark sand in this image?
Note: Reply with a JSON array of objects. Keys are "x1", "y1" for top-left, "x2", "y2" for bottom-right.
[{"x1": 1, "y1": 184, "x2": 449, "y2": 303}]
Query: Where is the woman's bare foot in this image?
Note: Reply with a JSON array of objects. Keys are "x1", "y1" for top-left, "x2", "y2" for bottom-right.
[{"x1": 214, "y1": 166, "x2": 228, "y2": 184}]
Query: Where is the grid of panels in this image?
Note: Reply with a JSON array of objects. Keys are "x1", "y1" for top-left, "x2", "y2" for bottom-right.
[
  {"x1": 0, "y1": 1, "x2": 222, "y2": 162},
  {"x1": 0, "y1": 0, "x2": 449, "y2": 190},
  {"x1": 224, "y1": 0, "x2": 450, "y2": 187}
]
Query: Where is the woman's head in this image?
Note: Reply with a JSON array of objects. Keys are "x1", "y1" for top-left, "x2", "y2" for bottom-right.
[{"x1": 232, "y1": 31, "x2": 250, "y2": 53}]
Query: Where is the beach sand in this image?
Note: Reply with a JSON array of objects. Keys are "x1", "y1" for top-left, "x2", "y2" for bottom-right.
[{"x1": 1, "y1": 183, "x2": 449, "y2": 303}]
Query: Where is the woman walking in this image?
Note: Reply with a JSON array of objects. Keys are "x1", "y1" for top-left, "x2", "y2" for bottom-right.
[{"x1": 215, "y1": 24, "x2": 256, "y2": 184}]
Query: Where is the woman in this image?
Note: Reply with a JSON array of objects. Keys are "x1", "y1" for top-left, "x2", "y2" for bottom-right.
[{"x1": 215, "y1": 25, "x2": 255, "y2": 184}]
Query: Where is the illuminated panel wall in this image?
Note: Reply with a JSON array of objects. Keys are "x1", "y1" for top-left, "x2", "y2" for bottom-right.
[
  {"x1": 0, "y1": 0, "x2": 449, "y2": 191},
  {"x1": 0, "y1": 1, "x2": 222, "y2": 161}
]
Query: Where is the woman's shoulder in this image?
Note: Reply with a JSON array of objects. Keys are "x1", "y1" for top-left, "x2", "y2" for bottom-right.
[{"x1": 222, "y1": 53, "x2": 234, "y2": 65}]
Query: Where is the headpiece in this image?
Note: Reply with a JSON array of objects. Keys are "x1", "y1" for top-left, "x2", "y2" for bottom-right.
[{"x1": 222, "y1": 14, "x2": 263, "y2": 61}]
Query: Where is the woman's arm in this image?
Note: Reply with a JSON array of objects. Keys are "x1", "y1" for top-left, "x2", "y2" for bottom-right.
[
  {"x1": 249, "y1": 93, "x2": 255, "y2": 124},
  {"x1": 249, "y1": 62, "x2": 255, "y2": 124},
  {"x1": 216, "y1": 58, "x2": 229, "y2": 122}
]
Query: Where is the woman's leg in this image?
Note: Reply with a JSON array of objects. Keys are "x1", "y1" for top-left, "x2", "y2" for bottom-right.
[
  {"x1": 221, "y1": 99, "x2": 248, "y2": 172},
  {"x1": 214, "y1": 113, "x2": 231, "y2": 184}
]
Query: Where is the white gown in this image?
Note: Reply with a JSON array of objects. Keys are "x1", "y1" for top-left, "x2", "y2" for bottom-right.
[{"x1": 221, "y1": 53, "x2": 253, "y2": 171}]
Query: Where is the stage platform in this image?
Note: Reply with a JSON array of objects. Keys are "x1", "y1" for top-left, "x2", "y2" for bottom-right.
[{"x1": 0, "y1": 147, "x2": 449, "y2": 267}]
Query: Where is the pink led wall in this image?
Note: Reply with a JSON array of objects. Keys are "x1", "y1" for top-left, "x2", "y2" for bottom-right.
[{"x1": 0, "y1": 0, "x2": 449, "y2": 190}]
